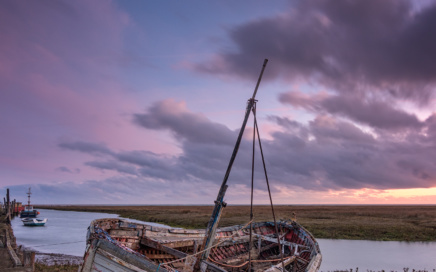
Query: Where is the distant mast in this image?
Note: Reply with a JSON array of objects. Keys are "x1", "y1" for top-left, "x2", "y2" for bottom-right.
[{"x1": 27, "y1": 187, "x2": 32, "y2": 207}]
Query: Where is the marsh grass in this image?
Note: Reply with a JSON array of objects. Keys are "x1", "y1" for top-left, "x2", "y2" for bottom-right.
[
  {"x1": 37, "y1": 205, "x2": 436, "y2": 241},
  {"x1": 35, "y1": 262, "x2": 79, "y2": 272}
]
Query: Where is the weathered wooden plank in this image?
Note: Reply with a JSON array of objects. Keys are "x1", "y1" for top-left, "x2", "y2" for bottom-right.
[
  {"x1": 5, "y1": 229, "x2": 22, "y2": 266},
  {"x1": 169, "y1": 229, "x2": 205, "y2": 234},
  {"x1": 145, "y1": 254, "x2": 177, "y2": 259},
  {"x1": 214, "y1": 232, "x2": 284, "y2": 247},
  {"x1": 81, "y1": 240, "x2": 99, "y2": 272},
  {"x1": 306, "y1": 254, "x2": 322, "y2": 272},
  {"x1": 96, "y1": 248, "x2": 149, "y2": 272},
  {"x1": 94, "y1": 253, "x2": 137, "y2": 272},
  {"x1": 264, "y1": 256, "x2": 296, "y2": 272},
  {"x1": 118, "y1": 221, "x2": 140, "y2": 230},
  {"x1": 96, "y1": 239, "x2": 169, "y2": 272},
  {"x1": 159, "y1": 238, "x2": 204, "y2": 249},
  {"x1": 110, "y1": 229, "x2": 142, "y2": 237},
  {"x1": 140, "y1": 237, "x2": 187, "y2": 259},
  {"x1": 22, "y1": 251, "x2": 34, "y2": 267}
]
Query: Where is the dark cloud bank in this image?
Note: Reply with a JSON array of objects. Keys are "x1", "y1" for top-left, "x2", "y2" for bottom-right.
[
  {"x1": 10, "y1": 0, "x2": 436, "y2": 203},
  {"x1": 197, "y1": 0, "x2": 436, "y2": 103},
  {"x1": 189, "y1": 0, "x2": 436, "y2": 194}
]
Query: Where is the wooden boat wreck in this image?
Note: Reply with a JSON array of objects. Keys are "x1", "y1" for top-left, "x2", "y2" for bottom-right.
[
  {"x1": 79, "y1": 217, "x2": 321, "y2": 272},
  {"x1": 79, "y1": 59, "x2": 321, "y2": 272}
]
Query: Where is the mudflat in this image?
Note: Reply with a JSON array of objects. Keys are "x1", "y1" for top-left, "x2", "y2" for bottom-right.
[{"x1": 36, "y1": 205, "x2": 436, "y2": 241}]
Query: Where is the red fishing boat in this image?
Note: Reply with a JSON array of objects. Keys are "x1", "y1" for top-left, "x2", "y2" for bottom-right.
[{"x1": 19, "y1": 188, "x2": 40, "y2": 218}]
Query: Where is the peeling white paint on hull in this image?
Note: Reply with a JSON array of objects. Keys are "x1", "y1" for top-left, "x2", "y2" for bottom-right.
[{"x1": 79, "y1": 218, "x2": 321, "y2": 272}]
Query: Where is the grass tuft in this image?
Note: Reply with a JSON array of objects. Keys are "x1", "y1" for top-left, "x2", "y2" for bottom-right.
[{"x1": 35, "y1": 262, "x2": 79, "y2": 272}]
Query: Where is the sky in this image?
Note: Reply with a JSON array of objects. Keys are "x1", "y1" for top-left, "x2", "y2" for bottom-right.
[{"x1": 2, "y1": 0, "x2": 436, "y2": 205}]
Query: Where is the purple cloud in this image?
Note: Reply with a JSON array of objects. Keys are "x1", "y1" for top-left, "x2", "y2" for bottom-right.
[
  {"x1": 58, "y1": 100, "x2": 436, "y2": 195},
  {"x1": 133, "y1": 99, "x2": 235, "y2": 145},
  {"x1": 84, "y1": 161, "x2": 138, "y2": 176},
  {"x1": 279, "y1": 91, "x2": 422, "y2": 130},
  {"x1": 266, "y1": 114, "x2": 436, "y2": 190},
  {"x1": 59, "y1": 141, "x2": 113, "y2": 156},
  {"x1": 196, "y1": 0, "x2": 436, "y2": 103},
  {"x1": 55, "y1": 166, "x2": 80, "y2": 174}
]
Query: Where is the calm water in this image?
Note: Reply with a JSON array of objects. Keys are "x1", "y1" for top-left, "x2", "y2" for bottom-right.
[
  {"x1": 318, "y1": 239, "x2": 436, "y2": 271},
  {"x1": 11, "y1": 209, "x2": 436, "y2": 271},
  {"x1": 10, "y1": 208, "x2": 166, "y2": 257}
]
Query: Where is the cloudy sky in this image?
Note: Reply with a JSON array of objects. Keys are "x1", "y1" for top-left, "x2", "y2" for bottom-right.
[{"x1": 2, "y1": 0, "x2": 436, "y2": 205}]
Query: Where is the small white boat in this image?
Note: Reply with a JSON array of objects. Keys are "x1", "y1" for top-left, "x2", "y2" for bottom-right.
[{"x1": 22, "y1": 218, "x2": 47, "y2": 226}]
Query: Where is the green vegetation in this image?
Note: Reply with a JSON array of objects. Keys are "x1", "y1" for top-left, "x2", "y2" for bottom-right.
[
  {"x1": 37, "y1": 205, "x2": 436, "y2": 241},
  {"x1": 35, "y1": 262, "x2": 79, "y2": 272}
]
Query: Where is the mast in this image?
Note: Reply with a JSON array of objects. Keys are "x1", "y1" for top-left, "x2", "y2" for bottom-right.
[
  {"x1": 27, "y1": 187, "x2": 31, "y2": 207},
  {"x1": 196, "y1": 59, "x2": 268, "y2": 270}
]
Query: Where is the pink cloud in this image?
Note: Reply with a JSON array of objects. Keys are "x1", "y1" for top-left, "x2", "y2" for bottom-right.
[{"x1": 0, "y1": 0, "x2": 155, "y2": 188}]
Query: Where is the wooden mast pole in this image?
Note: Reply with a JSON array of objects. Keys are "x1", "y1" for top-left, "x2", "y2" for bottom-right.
[{"x1": 195, "y1": 59, "x2": 268, "y2": 271}]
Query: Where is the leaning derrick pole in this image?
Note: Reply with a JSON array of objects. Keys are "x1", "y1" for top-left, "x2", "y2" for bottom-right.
[{"x1": 194, "y1": 59, "x2": 268, "y2": 272}]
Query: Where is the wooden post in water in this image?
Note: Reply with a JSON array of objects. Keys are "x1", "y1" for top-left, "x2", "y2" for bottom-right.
[
  {"x1": 23, "y1": 250, "x2": 36, "y2": 270},
  {"x1": 6, "y1": 189, "x2": 10, "y2": 213},
  {"x1": 6, "y1": 188, "x2": 11, "y2": 222}
]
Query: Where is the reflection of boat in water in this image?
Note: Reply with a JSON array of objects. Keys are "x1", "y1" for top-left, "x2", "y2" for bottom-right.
[
  {"x1": 79, "y1": 59, "x2": 321, "y2": 272},
  {"x1": 21, "y1": 217, "x2": 47, "y2": 226},
  {"x1": 19, "y1": 187, "x2": 40, "y2": 218},
  {"x1": 79, "y1": 218, "x2": 321, "y2": 272}
]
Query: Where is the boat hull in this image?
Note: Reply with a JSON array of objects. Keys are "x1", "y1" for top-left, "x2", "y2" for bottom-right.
[
  {"x1": 19, "y1": 205, "x2": 39, "y2": 218},
  {"x1": 79, "y1": 218, "x2": 321, "y2": 272},
  {"x1": 22, "y1": 218, "x2": 47, "y2": 226},
  {"x1": 19, "y1": 211, "x2": 38, "y2": 218}
]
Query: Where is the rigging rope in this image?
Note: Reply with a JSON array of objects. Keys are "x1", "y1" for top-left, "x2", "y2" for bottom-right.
[
  {"x1": 253, "y1": 104, "x2": 286, "y2": 272},
  {"x1": 248, "y1": 100, "x2": 257, "y2": 272}
]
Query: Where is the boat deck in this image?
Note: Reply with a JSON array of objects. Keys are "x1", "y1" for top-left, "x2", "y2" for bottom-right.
[{"x1": 82, "y1": 218, "x2": 321, "y2": 272}]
